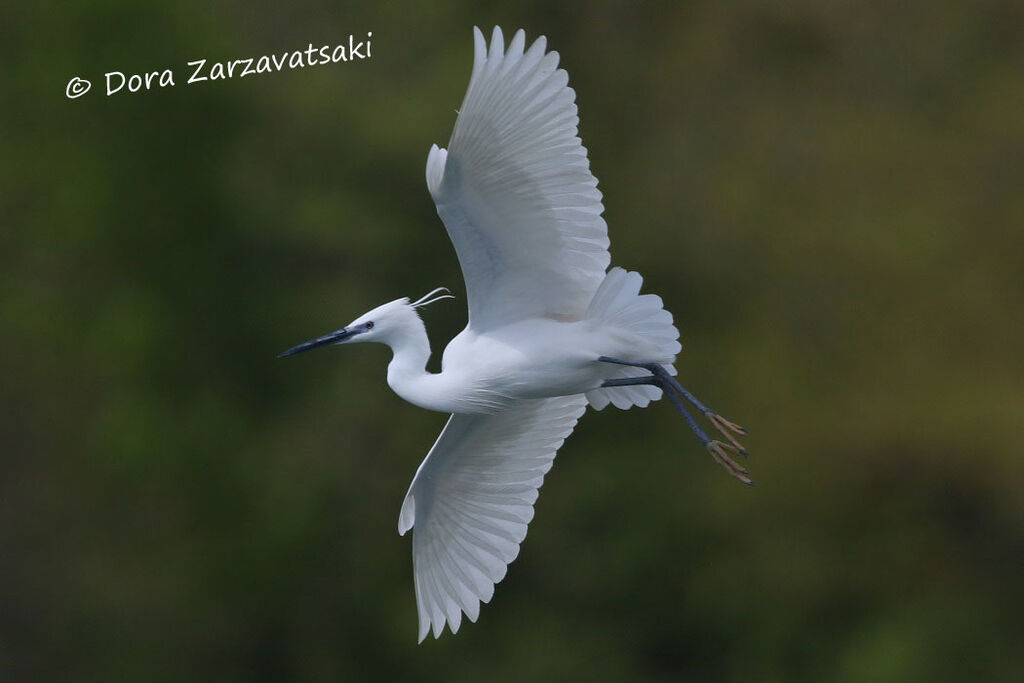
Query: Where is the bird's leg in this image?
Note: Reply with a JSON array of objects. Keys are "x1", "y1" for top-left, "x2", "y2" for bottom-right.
[
  {"x1": 599, "y1": 357, "x2": 748, "y2": 444},
  {"x1": 599, "y1": 357, "x2": 751, "y2": 485},
  {"x1": 649, "y1": 365, "x2": 748, "y2": 454}
]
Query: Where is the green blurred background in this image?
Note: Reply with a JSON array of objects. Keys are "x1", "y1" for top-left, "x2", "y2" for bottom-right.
[{"x1": 3, "y1": 1, "x2": 1022, "y2": 681}]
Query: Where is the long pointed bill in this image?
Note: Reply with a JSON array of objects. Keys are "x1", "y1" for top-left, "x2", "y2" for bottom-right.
[{"x1": 278, "y1": 327, "x2": 356, "y2": 358}]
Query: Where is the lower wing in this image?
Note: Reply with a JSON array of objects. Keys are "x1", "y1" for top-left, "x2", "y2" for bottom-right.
[{"x1": 398, "y1": 395, "x2": 588, "y2": 641}]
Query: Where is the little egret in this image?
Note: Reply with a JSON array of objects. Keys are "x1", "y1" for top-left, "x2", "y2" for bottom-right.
[{"x1": 280, "y1": 26, "x2": 750, "y2": 641}]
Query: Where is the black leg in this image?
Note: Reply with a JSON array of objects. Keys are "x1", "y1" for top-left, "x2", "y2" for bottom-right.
[
  {"x1": 602, "y1": 375, "x2": 713, "y2": 443},
  {"x1": 599, "y1": 376, "x2": 658, "y2": 388},
  {"x1": 599, "y1": 357, "x2": 747, "y2": 444},
  {"x1": 599, "y1": 358, "x2": 752, "y2": 485}
]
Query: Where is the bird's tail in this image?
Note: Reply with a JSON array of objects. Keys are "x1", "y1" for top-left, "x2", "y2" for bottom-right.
[{"x1": 584, "y1": 267, "x2": 682, "y2": 411}]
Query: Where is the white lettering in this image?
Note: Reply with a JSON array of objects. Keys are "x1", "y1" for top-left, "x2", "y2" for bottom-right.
[{"x1": 187, "y1": 59, "x2": 207, "y2": 83}]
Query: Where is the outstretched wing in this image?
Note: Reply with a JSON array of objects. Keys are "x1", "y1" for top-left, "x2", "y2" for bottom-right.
[
  {"x1": 397, "y1": 395, "x2": 588, "y2": 641},
  {"x1": 426, "y1": 26, "x2": 610, "y2": 332}
]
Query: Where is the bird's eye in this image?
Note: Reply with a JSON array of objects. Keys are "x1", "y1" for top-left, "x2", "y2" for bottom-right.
[{"x1": 365, "y1": 321, "x2": 374, "y2": 329}]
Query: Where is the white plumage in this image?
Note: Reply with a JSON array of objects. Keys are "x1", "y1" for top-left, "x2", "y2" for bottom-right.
[
  {"x1": 279, "y1": 26, "x2": 750, "y2": 643},
  {"x1": 429, "y1": 26, "x2": 610, "y2": 331},
  {"x1": 398, "y1": 395, "x2": 587, "y2": 641}
]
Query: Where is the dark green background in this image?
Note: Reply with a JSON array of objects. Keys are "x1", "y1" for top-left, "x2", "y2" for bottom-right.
[{"x1": 3, "y1": 2, "x2": 1022, "y2": 681}]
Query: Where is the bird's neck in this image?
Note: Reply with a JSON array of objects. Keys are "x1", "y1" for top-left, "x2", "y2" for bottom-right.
[
  {"x1": 387, "y1": 332, "x2": 432, "y2": 380},
  {"x1": 384, "y1": 321, "x2": 445, "y2": 411}
]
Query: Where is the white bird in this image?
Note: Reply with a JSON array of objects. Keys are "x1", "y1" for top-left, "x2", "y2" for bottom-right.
[{"x1": 280, "y1": 26, "x2": 750, "y2": 642}]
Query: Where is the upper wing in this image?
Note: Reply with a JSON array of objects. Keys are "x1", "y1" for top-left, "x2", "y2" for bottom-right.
[
  {"x1": 426, "y1": 27, "x2": 611, "y2": 332},
  {"x1": 397, "y1": 395, "x2": 588, "y2": 641}
]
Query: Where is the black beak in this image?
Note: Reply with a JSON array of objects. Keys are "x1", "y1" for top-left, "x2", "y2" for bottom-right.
[{"x1": 278, "y1": 327, "x2": 355, "y2": 358}]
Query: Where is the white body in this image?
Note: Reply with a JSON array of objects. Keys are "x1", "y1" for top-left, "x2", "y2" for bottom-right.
[{"x1": 387, "y1": 316, "x2": 668, "y2": 414}]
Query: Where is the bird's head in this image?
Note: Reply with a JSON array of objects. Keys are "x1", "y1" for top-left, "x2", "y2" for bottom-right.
[{"x1": 278, "y1": 287, "x2": 453, "y2": 358}]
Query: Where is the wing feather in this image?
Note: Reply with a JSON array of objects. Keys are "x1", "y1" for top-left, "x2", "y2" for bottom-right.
[
  {"x1": 398, "y1": 395, "x2": 587, "y2": 641},
  {"x1": 428, "y1": 27, "x2": 610, "y2": 330}
]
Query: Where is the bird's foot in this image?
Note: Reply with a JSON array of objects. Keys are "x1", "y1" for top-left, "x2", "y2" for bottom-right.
[
  {"x1": 706, "y1": 412, "x2": 748, "y2": 457},
  {"x1": 706, "y1": 440, "x2": 752, "y2": 485}
]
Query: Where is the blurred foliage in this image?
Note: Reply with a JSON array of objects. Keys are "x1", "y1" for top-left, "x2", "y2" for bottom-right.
[{"x1": 2, "y1": 1, "x2": 1023, "y2": 681}]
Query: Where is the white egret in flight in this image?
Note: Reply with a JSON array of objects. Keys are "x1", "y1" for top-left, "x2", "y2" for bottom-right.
[{"x1": 280, "y1": 26, "x2": 750, "y2": 642}]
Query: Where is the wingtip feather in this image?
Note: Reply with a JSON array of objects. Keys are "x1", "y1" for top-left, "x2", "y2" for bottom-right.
[
  {"x1": 508, "y1": 29, "x2": 526, "y2": 59},
  {"x1": 471, "y1": 27, "x2": 486, "y2": 80},
  {"x1": 489, "y1": 26, "x2": 504, "y2": 60}
]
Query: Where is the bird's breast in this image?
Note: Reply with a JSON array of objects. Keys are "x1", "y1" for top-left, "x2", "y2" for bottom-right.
[{"x1": 387, "y1": 364, "x2": 514, "y2": 415}]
